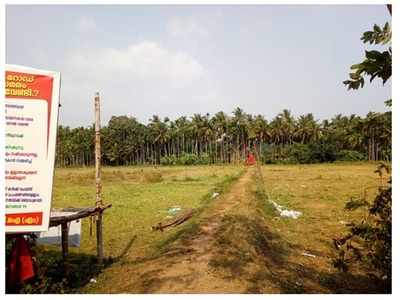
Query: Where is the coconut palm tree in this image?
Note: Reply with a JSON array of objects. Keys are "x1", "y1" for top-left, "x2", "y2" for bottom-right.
[{"x1": 55, "y1": 108, "x2": 391, "y2": 166}]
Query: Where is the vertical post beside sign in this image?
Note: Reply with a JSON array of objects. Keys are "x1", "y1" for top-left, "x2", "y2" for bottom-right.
[
  {"x1": 94, "y1": 92, "x2": 103, "y2": 264},
  {"x1": 5, "y1": 64, "x2": 61, "y2": 233}
]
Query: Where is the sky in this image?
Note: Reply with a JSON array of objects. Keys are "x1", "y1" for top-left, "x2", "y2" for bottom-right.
[{"x1": 6, "y1": 5, "x2": 392, "y2": 127}]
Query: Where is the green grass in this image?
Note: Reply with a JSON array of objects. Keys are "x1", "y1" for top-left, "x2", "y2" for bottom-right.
[
  {"x1": 50, "y1": 165, "x2": 243, "y2": 261},
  {"x1": 152, "y1": 168, "x2": 245, "y2": 255},
  {"x1": 260, "y1": 163, "x2": 383, "y2": 250},
  {"x1": 256, "y1": 162, "x2": 388, "y2": 293},
  {"x1": 29, "y1": 162, "x2": 387, "y2": 293},
  {"x1": 28, "y1": 165, "x2": 244, "y2": 292}
]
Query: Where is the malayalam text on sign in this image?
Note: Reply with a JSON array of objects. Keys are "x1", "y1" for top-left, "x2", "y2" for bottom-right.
[{"x1": 5, "y1": 64, "x2": 61, "y2": 233}]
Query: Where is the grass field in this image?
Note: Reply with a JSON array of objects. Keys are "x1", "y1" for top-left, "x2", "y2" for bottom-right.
[
  {"x1": 253, "y1": 162, "x2": 386, "y2": 293},
  {"x1": 51, "y1": 165, "x2": 244, "y2": 259},
  {"x1": 35, "y1": 162, "x2": 386, "y2": 293},
  {"x1": 260, "y1": 162, "x2": 384, "y2": 259}
]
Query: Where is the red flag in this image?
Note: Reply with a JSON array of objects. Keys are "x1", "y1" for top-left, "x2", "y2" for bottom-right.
[
  {"x1": 7, "y1": 236, "x2": 35, "y2": 288},
  {"x1": 246, "y1": 153, "x2": 256, "y2": 165}
]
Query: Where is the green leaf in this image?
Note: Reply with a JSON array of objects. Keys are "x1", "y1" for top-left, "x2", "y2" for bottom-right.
[
  {"x1": 365, "y1": 50, "x2": 382, "y2": 60},
  {"x1": 350, "y1": 63, "x2": 362, "y2": 70},
  {"x1": 383, "y1": 22, "x2": 389, "y2": 32},
  {"x1": 373, "y1": 24, "x2": 381, "y2": 33},
  {"x1": 349, "y1": 73, "x2": 360, "y2": 80}
]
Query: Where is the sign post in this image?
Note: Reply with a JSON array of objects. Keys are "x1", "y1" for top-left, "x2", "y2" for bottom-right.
[
  {"x1": 94, "y1": 92, "x2": 103, "y2": 264},
  {"x1": 5, "y1": 64, "x2": 61, "y2": 233}
]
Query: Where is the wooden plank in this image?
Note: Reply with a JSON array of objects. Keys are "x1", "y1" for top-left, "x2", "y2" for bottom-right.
[
  {"x1": 152, "y1": 209, "x2": 194, "y2": 232},
  {"x1": 49, "y1": 204, "x2": 112, "y2": 227},
  {"x1": 53, "y1": 207, "x2": 91, "y2": 212}
]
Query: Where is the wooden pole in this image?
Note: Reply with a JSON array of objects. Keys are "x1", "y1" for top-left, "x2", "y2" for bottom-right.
[
  {"x1": 95, "y1": 92, "x2": 102, "y2": 208},
  {"x1": 96, "y1": 214, "x2": 103, "y2": 264},
  {"x1": 61, "y1": 222, "x2": 69, "y2": 274},
  {"x1": 94, "y1": 92, "x2": 103, "y2": 264}
]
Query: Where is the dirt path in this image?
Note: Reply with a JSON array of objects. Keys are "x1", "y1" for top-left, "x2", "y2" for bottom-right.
[
  {"x1": 145, "y1": 167, "x2": 255, "y2": 293},
  {"x1": 97, "y1": 166, "x2": 271, "y2": 293}
]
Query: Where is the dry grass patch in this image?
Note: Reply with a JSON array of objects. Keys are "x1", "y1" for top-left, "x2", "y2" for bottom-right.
[{"x1": 257, "y1": 162, "x2": 387, "y2": 293}]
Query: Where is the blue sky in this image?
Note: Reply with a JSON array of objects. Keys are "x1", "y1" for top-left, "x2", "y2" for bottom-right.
[{"x1": 6, "y1": 5, "x2": 391, "y2": 127}]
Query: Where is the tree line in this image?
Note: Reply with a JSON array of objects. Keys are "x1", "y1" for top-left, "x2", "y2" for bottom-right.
[{"x1": 55, "y1": 107, "x2": 391, "y2": 167}]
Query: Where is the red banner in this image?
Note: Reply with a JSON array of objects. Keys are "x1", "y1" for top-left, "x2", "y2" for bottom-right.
[
  {"x1": 5, "y1": 71, "x2": 54, "y2": 152},
  {"x1": 6, "y1": 212, "x2": 43, "y2": 226}
]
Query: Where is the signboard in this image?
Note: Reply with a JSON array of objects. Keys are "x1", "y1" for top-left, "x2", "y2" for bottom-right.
[{"x1": 5, "y1": 64, "x2": 61, "y2": 233}]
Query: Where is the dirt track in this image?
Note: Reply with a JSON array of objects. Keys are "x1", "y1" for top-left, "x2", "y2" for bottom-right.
[
  {"x1": 140, "y1": 166, "x2": 255, "y2": 293},
  {"x1": 97, "y1": 166, "x2": 271, "y2": 293},
  {"x1": 98, "y1": 165, "x2": 304, "y2": 293}
]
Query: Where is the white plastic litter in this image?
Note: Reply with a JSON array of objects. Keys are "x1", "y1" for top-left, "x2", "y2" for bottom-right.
[
  {"x1": 302, "y1": 252, "x2": 316, "y2": 258},
  {"x1": 167, "y1": 206, "x2": 181, "y2": 214},
  {"x1": 280, "y1": 210, "x2": 302, "y2": 219},
  {"x1": 90, "y1": 278, "x2": 97, "y2": 283},
  {"x1": 269, "y1": 200, "x2": 302, "y2": 219},
  {"x1": 211, "y1": 192, "x2": 220, "y2": 199}
]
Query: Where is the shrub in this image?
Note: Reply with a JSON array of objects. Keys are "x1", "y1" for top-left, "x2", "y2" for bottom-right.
[
  {"x1": 197, "y1": 153, "x2": 211, "y2": 165},
  {"x1": 333, "y1": 163, "x2": 391, "y2": 292},
  {"x1": 289, "y1": 143, "x2": 315, "y2": 164},
  {"x1": 160, "y1": 156, "x2": 175, "y2": 166},
  {"x1": 261, "y1": 145, "x2": 296, "y2": 164},
  {"x1": 337, "y1": 150, "x2": 366, "y2": 161},
  {"x1": 309, "y1": 142, "x2": 338, "y2": 163},
  {"x1": 260, "y1": 145, "x2": 275, "y2": 164},
  {"x1": 262, "y1": 143, "x2": 338, "y2": 164},
  {"x1": 178, "y1": 153, "x2": 198, "y2": 165}
]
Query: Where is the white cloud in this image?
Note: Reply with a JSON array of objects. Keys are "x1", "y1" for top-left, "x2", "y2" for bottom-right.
[
  {"x1": 167, "y1": 16, "x2": 208, "y2": 38},
  {"x1": 77, "y1": 17, "x2": 96, "y2": 32},
  {"x1": 64, "y1": 41, "x2": 204, "y2": 86},
  {"x1": 58, "y1": 41, "x2": 221, "y2": 126}
]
